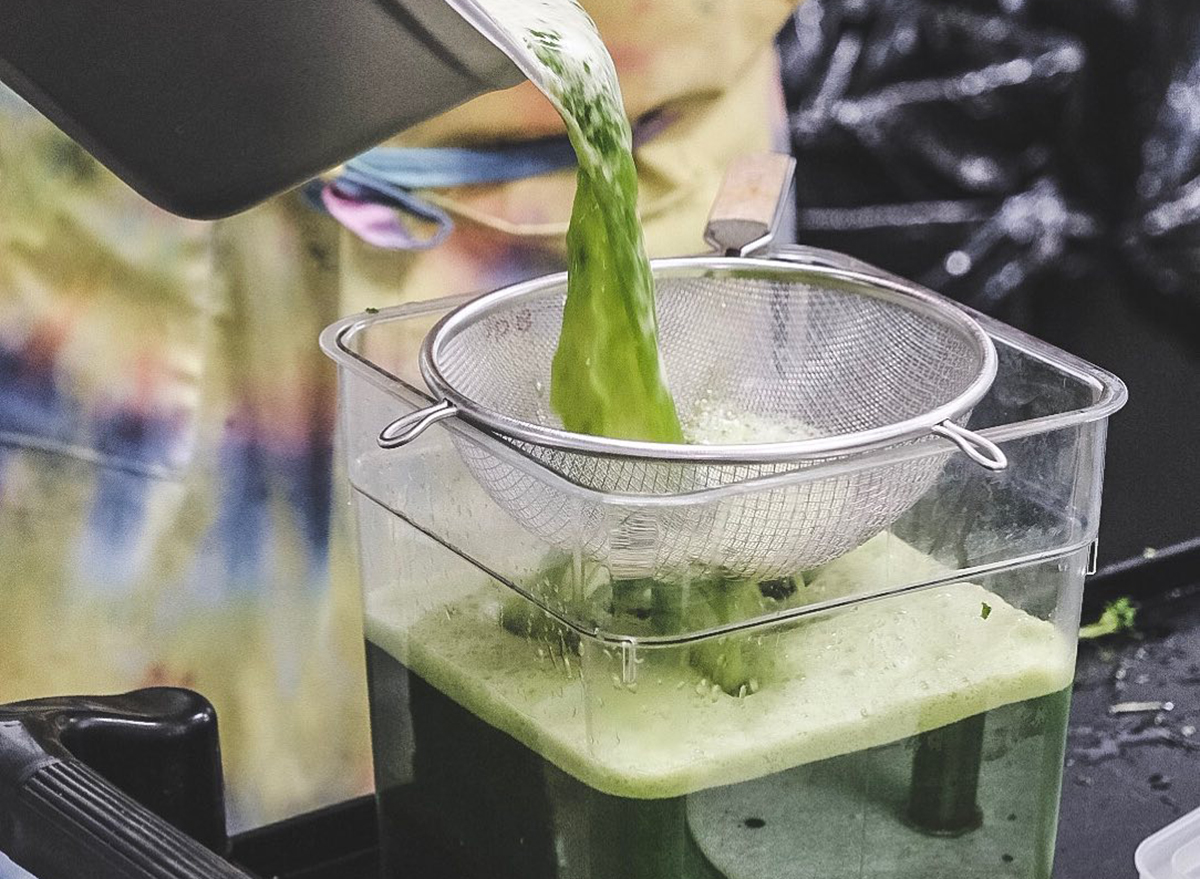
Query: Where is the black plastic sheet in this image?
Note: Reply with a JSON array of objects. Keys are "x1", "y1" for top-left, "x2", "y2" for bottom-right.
[
  {"x1": 1122, "y1": 8, "x2": 1200, "y2": 321},
  {"x1": 778, "y1": 1, "x2": 1200, "y2": 569},
  {"x1": 779, "y1": 0, "x2": 1200, "y2": 325}
]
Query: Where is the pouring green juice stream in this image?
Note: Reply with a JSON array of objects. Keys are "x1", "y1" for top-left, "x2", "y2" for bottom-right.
[{"x1": 454, "y1": 0, "x2": 683, "y2": 443}]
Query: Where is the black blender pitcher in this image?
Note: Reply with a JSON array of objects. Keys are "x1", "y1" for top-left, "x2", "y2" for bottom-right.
[{"x1": 0, "y1": 0, "x2": 521, "y2": 218}]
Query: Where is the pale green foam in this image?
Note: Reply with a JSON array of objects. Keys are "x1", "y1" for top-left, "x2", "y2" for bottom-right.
[{"x1": 365, "y1": 535, "x2": 1074, "y2": 800}]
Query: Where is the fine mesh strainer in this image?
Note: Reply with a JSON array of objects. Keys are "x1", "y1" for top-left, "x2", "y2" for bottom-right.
[{"x1": 377, "y1": 155, "x2": 1006, "y2": 579}]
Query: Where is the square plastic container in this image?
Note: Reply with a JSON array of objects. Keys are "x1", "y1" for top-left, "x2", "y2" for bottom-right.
[
  {"x1": 322, "y1": 277, "x2": 1125, "y2": 879},
  {"x1": 1137, "y1": 808, "x2": 1200, "y2": 879}
]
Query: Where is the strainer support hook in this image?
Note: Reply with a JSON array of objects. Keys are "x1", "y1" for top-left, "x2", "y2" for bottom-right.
[
  {"x1": 931, "y1": 422, "x2": 1007, "y2": 471},
  {"x1": 379, "y1": 401, "x2": 458, "y2": 448}
]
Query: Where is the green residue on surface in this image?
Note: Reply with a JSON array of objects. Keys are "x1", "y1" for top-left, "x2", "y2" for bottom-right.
[{"x1": 1078, "y1": 596, "x2": 1138, "y2": 640}]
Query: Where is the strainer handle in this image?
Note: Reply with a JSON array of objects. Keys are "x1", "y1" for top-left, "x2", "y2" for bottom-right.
[
  {"x1": 931, "y1": 422, "x2": 1008, "y2": 471},
  {"x1": 704, "y1": 152, "x2": 796, "y2": 256},
  {"x1": 770, "y1": 244, "x2": 913, "y2": 287},
  {"x1": 379, "y1": 400, "x2": 458, "y2": 448}
]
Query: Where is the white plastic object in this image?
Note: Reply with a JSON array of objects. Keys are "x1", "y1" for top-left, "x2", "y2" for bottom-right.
[{"x1": 1136, "y1": 807, "x2": 1200, "y2": 879}]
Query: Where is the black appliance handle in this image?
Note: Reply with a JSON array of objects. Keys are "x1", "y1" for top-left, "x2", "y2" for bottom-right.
[{"x1": 0, "y1": 687, "x2": 254, "y2": 879}]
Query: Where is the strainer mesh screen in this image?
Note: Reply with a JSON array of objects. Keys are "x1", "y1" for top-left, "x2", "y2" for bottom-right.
[{"x1": 431, "y1": 266, "x2": 986, "y2": 577}]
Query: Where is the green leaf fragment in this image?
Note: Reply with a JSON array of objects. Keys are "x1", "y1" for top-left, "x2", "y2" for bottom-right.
[
  {"x1": 1078, "y1": 597, "x2": 1138, "y2": 640},
  {"x1": 980, "y1": 602, "x2": 992, "y2": 620}
]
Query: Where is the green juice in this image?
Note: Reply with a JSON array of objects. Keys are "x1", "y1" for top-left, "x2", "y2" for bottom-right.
[
  {"x1": 550, "y1": 143, "x2": 682, "y2": 442},
  {"x1": 363, "y1": 530, "x2": 1076, "y2": 879},
  {"x1": 368, "y1": 643, "x2": 1071, "y2": 879},
  {"x1": 459, "y1": 0, "x2": 682, "y2": 442}
]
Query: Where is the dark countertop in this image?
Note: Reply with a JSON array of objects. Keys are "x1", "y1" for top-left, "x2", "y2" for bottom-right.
[{"x1": 1056, "y1": 569, "x2": 1200, "y2": 878}]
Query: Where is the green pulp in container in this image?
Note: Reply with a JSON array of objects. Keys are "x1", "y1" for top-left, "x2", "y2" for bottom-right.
[{"x1": 365, "y1": 534, "x2": 1073, "y2": 800}]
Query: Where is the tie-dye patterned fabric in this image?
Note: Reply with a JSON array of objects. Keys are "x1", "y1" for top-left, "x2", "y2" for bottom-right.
[{"x1": 0, "y1": 0, "x2": 795, "y2": 830}]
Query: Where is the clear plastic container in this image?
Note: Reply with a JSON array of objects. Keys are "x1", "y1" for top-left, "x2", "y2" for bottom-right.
[
  {"x1": 1137, "y1": 808, "x2": 1200, "y2": 879},
  {"x1": 322, "y1": 272, "x2": 1125, "y2": 879}
]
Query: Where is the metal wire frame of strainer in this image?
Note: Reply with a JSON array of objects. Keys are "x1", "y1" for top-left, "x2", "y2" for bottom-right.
[{"x1": 379, "y1": 254, "x2": 1006, "y2": 579}]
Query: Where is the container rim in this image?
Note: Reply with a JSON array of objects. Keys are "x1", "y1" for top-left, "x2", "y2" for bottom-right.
[
  {"x1": 321, "y1": 254, "x2": 1127, "y2": 495},
  {"x1": 357, "y1": 469, "x2": 1098, "y2": 645}
]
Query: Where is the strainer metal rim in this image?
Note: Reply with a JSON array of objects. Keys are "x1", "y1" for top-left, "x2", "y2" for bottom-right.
[{"x1": 418, "y1": 254, "x2": 998, "y2": 463}]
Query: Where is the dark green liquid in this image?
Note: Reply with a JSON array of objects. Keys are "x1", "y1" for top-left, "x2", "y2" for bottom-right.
[{"x1": 367, "y1": 642, "x2": 1071, "y2": 879}]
